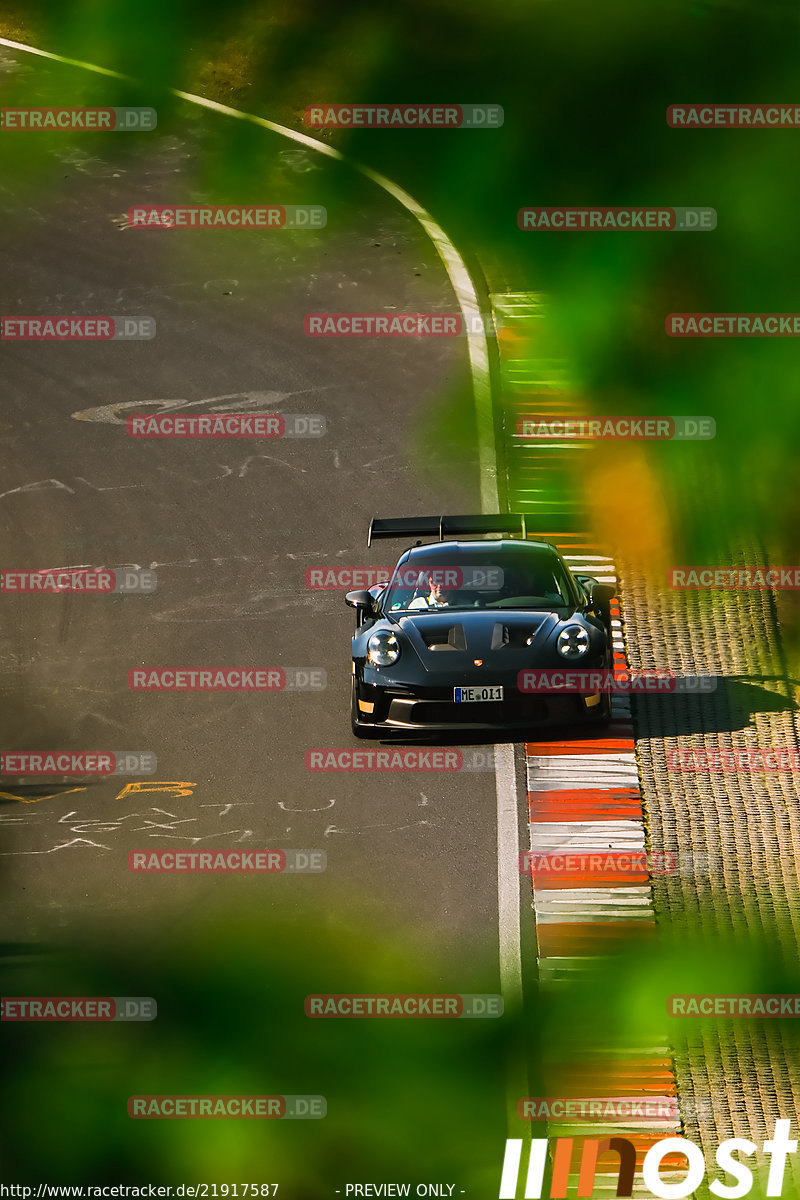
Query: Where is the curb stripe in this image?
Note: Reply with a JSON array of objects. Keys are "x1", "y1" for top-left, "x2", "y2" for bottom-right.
[{"x1": 494, "y1": 289, "x2": 682, "y2": 1154}]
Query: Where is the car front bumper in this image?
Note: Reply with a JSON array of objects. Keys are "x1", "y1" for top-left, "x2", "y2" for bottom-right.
[{"x1": 353, "y1": 677, "x2": 605, "y2": 733}]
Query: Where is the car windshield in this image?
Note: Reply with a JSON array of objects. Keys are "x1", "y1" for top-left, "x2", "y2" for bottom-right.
[{"x1": 382, "y1": 547, "x2": 574, "y2": 612}]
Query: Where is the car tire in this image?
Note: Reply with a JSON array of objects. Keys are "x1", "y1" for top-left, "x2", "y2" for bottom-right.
[{"x1": 589, "y1": 692, "x2": 612, "y2": 724}]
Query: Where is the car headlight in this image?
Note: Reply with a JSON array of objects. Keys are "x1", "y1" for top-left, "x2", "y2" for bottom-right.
[
  {"x1": 557, "y1": 624, "x2": 590, "y2": 659},
  {"x1": 367, "y1": 631, "x2": 401, "y2": 666}
]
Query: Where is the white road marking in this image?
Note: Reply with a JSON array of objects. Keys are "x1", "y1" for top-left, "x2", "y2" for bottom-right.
[
  {"x1": 0, "y1": 837, "x2": 111, "y2": 854},
  {"x1": 494, "y1": 740, "x2": 523, "y2": 1008}
]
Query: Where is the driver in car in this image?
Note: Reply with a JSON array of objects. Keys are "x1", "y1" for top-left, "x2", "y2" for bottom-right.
[{"x1": 409, "y1": 576, "x2": 451, "y2": 609}]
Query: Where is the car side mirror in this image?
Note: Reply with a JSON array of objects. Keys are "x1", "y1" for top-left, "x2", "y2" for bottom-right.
[
  {"x1": 576, "y1": 575, "x2": 615, "y2": 603},
  {"x1": 345, "y1": 589, "x2": 373, "y2": 611},
  {"x1": 592, "y1": 583, "x2": 616, "y2": 606},
  {"x1": 576, "y1": 577, "x2": 615, "y2": 629}
]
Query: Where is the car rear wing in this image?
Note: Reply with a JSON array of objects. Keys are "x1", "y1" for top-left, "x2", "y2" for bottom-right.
[{"x1": 367, "y1": 514, "x2": 530, "y2": 547}]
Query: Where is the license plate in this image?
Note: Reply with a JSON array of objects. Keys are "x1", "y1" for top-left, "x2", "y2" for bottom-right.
[{"x1": 454, "y1": 685, "x2": 504, "y2": 703}]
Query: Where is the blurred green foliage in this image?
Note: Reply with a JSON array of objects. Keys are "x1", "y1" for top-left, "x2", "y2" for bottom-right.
[
  {"x1": 0, "y1": 905, "x2": 521, "y2": 1189},
  {"x1": 4, "y1": 0, "x2": 800, "y2": 558},
  {"x1": 3, "y1": 905, "x2": 800, "y2": 1189}
]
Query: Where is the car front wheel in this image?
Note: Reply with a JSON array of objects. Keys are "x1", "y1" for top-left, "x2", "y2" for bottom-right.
[{"x1": 588, "y1": 691, "x2": 612, "y2": 723}]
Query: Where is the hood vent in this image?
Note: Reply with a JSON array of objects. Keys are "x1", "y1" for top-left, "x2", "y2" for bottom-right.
[
  {"x1": 491, "y1": 622, "x2": 541, "y2": 649},
  {"x1": 424, "y1": 624, "x2": 466, "y2": 652},
  {"x1": 490, "y1": 622, "x2": 509, "y2": 650}
]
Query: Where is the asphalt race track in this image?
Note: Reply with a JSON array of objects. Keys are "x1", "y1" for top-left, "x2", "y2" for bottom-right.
[{"x1": 0, "y1": 51, "x2": 506, "y2": 972}]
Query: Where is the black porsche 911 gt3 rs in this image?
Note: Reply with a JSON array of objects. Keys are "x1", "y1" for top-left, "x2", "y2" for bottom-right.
[{"x1": 345, "y1": 514, "x2": 616, "y2": 738}]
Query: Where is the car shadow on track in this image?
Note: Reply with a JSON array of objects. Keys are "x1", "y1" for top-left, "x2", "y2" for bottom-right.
[
  {"x1": 0, "y1": 780, "x2": 107, "y2": 805},
  {"x1": 632, "y1": 676, "x2": 799, "y2": 739},
  {"x1": 349, "y1": 724, "x2": 612, "y2": 749}
]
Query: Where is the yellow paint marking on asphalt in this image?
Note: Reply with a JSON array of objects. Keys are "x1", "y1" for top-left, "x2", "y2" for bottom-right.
[
  {"x1": 115, "y1": 781, "x2": 196, "y2": 799},
  {"x1": 1, "y1": 787, "x2": 88, "y2": 804}
]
